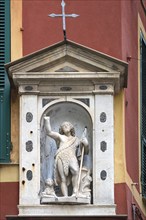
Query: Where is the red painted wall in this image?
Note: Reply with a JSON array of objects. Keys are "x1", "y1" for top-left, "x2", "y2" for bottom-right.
[
  {"x1": 114, "y1": 183, "x2": 127, "y2": 215},
  {"x1": 0, "y1": 182, "x2": 19, "y2": 220},
  {"x1": 22, "y1": 0, "x2": 122, "y2": 59},
  {"x1": 122, "y1": 0, "x2": 139, "y2": 186}
]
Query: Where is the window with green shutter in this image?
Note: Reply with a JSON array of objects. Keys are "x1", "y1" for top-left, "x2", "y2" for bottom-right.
[
  {"x1": 0, "y1": 0, "x2": 11, "y2": 163},
  {"x1": 141, "y1": 35, "x2": 146, "y2": 199}
]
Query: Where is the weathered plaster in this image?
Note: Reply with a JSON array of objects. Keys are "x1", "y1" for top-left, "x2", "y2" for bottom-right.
[
  {"x1": 10, "y1": 89, "x2": 19, "y2": 163},
  {"x1": 11, "y1": 0, "x2": 22, "y2": 61},
  {"x1": 10, "y1": 0, "x2": 22, "y2": 164},
  {"x1": 114, "y1": 90, "x2": 126, "y2": 184},
  {"x1": 0, "y1": 165, "x2": 19, "y2": 182}
]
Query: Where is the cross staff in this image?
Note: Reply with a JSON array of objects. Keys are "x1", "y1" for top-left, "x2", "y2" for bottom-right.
[{"x1": 49, "y1": 0, "x2": 79, "y2": 40}]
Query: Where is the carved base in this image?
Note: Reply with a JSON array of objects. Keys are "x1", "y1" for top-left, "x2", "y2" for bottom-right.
[
  {"x1": 18, "y1": 204, "x2": 116, "y2": 216},
  {"x1": 41, "y1": 195, "x2": 91, "y2": 204}
]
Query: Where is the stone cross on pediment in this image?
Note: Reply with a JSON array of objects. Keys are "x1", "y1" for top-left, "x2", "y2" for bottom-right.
[{"x1": 48, "y1": 0, "x2": 79, "y2": 40}]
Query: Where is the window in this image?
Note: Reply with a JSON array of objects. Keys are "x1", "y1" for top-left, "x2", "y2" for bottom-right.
[
  {"x1": 0, "y1": 0, "x2": 11, "y2": 163},
  {"x1": 141, "y1": 35, "x2": 146, "y2": 199}
]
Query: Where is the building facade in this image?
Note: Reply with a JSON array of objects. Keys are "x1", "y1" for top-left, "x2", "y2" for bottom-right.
[{"x1": 0, "y1": 0, "x2": 146, "y2": 220}]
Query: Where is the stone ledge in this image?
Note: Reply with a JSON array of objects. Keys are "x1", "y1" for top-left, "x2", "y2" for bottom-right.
[
  {"x1": 6, "y1": 215, "x2": 127, "y2": 220},
  {"x1": 18, "y1": 204, "x2": 116, "y2": 216},
  {"x1": 41, "y1": 195, "x2": 90, "y2": 204}
]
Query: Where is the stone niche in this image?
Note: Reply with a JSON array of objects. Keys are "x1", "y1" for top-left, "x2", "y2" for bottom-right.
[{"x1": 6, "y1": 40, "x2": 128, "y2": 216}]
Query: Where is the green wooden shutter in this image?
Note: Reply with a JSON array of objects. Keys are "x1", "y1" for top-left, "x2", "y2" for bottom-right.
[
  {"x1": 0, "y1": 0, "x2": 11, "y2": 163},
  {"x1": 141, "y1": 36, "x2": 146, "y2": 199}
]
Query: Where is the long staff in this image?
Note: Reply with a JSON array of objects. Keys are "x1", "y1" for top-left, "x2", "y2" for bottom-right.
[
  {"x1": 77, "y1": 146, "x2": 84, "y2": 196},
  {"x1": 76, "y1": 127, "x2": 87, "y2": 196}
]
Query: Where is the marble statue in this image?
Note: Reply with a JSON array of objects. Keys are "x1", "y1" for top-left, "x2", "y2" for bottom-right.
[
  {"x1": 41, "y1": 116, "x2": 92, "y2": 203},
  {"x1": 41, "y1": 178, "x2": 56, "y2": 197}
]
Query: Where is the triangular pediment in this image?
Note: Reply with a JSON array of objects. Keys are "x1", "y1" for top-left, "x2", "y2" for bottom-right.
[
  {"x1": 5, "y1": 40, "x2": 128, "y2": 92},
  {"x1": 55, "y1": 66, "x2": 78, "y2": 72},
  {"x1": 6, "y1": 40, "x2": 128, "y2": 73}
]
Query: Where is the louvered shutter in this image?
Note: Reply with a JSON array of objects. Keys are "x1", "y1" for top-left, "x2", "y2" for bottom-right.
[
  {"x1": 0, "y1": 0, "x2": 11, "y2": 163},
  {"x1": 141, "y1": 37, "x2": 146, "y2": 199}
]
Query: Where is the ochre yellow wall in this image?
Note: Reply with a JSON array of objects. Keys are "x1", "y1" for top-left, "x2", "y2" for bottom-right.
[
  {"x1": 114, "y1": 90, "x2": 126, "y2": 184},
  {"x1": 11, "y1": 0, "x2": 23, "y2": 61},
  {"x1": 0, "y1": 165, "x2": 19, "y2": 182},
  {"x1": 0, "y1": 0, "x2": 22, "y2": 182},
  {"x1": 10, "y1": 0, "x2": 22, "y2": 164}
]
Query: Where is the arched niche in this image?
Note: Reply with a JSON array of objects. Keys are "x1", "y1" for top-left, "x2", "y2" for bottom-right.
[{"x1": 40, "y1": 101, "x2": 93, "y2": 197}]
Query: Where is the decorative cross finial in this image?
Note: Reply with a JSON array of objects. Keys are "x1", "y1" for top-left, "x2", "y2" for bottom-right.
[{"x1": 49, "y1": 0, "x2": 79, "y2": 41}]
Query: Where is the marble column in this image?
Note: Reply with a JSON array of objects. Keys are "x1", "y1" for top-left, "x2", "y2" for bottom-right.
[
  {"x1": 19, "y1": 94, "x2": 40, "y2": 205},
  {"x1": 93, "y1": 92, "x2": 114, "y2": 206}
]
